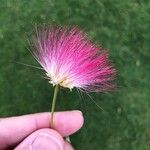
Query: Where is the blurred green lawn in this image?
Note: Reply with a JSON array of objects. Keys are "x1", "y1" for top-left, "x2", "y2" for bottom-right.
[{"x1": 0, "y1": 0, "x2": 150, "y2": 149}]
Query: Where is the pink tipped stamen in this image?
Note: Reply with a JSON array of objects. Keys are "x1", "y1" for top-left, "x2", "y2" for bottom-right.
[{"x1": 31, "y1": 25, "x2": 116, "y2": 92}]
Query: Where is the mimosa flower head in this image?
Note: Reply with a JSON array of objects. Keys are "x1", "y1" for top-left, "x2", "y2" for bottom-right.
[{"x1": 31, "y1": 25, "x2": 116, "y2": 92}]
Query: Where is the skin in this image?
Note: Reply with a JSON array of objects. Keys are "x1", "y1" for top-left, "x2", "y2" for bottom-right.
[{"x1": 0, "y1": 110, "x2": 84, "y2": 150}]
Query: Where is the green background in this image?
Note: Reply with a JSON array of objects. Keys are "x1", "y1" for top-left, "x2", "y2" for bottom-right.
[{"x1": 0, "y1": 0, "x2": 150, "y2": 149}]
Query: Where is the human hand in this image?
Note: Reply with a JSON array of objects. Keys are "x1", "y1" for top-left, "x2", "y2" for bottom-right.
[{"x1": 0, "y1": 110, "x2": 84, "y2": 150}]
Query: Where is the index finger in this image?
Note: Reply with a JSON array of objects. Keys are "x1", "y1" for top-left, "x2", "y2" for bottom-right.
[{"x1": 0, "y1": 110, "x2": 83, "y2": 149}]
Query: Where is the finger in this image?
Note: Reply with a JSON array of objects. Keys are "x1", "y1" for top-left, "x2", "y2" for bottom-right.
[
  {"x1": 15, "y1": 129, "x2": 67, "y2": 150},
  {"x1": 64, "y1": 141, "x2": 74, "y2": 150},
  {"x1": 0, "y1": 110, "x2": 83, "y2": 150}
]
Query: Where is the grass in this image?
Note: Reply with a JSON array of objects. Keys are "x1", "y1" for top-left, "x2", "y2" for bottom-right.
[{"x1": 0, "y1": 0, "x2": 150, "y2": 149}]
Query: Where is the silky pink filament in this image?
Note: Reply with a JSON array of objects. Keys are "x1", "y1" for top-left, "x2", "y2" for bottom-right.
[{"x1": 31, "y1": 25, "x2": 116, "y2": 92}]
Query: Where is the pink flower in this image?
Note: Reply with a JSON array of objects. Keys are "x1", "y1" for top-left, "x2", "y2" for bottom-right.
[{"x1": 31, "y1": 25, "x2": 116, "y2": 92}]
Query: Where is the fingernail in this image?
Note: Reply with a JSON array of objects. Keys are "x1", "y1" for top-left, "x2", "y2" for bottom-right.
[
  {"x1": 72, "y1": 110, "x2": 83, "y2": 116},
  {"x1": 30, "y1": 133, "x2": 63, "y2": 150}
]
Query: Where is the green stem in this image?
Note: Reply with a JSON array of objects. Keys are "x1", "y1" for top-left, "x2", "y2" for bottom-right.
[{"x1": 50, "y1": 85, "x2": 59, "y2": 128}]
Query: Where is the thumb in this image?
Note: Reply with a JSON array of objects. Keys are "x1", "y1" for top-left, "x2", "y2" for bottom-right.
[{"x1": 15, "y1": 129, "x2": 74, "y2": 150}]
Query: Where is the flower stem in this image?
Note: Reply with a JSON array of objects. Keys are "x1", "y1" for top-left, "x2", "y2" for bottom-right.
[{"x1": 50, "y1": 85, "x2": 59, "y2": 128}]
